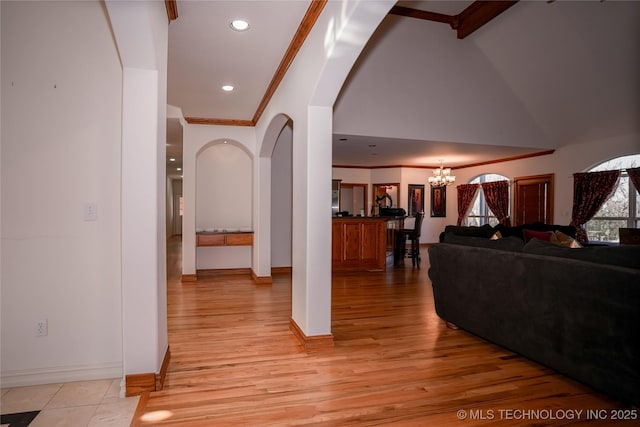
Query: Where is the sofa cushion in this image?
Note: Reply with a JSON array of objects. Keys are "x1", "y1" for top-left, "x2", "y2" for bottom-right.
[
  {"x1": 439, "y1": 224, "x2": 495, "y2": 242},
  {"x1": 523, "y1": 238, "x2": 640, "y2": 270},
  {"x1": 442, "y1": 233, "x2": 524, "y2": 252},
  {"x1": 495, "y1": 222, "x2": 577, "y2": 240},
  {"x1": 443, "y1": 224, "x2": 495, "y2": 238}
]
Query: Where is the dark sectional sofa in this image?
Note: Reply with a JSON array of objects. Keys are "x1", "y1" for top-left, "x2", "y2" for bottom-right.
[{"x1": 428, "y1": 223, "x2": 640, "y2": 406}]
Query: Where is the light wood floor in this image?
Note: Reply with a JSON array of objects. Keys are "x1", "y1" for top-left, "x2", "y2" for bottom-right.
[{"x1": 133, "y1": 237, "x2": 635, "y2": 426}]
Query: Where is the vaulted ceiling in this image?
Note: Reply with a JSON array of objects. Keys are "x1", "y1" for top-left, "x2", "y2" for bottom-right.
[{"x1": 166, "y1": 1, "x2": 640, "y2": 176}]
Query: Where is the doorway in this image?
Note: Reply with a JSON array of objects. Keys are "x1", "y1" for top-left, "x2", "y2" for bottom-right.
[
  {"x1": 340, "y1": 183, "x2": 368, "y2": 216},
  {"x1": 513, "y1": 174, "x2": 554, "y2": 225}
]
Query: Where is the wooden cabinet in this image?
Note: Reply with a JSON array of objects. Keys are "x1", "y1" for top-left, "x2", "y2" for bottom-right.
[
  {"x1": 197, "y1": 232, "x2": 253, "y2": 247},
  {"x1": 332, "y1": 218, "x2": 387, "y2": 271}
]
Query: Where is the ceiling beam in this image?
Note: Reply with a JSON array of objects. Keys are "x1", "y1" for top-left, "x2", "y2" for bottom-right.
[
  {"x1": 389, "y1": 1, "x2": 518, "y2": 39},
  {"x1": 388, "y1": 5, "x2": 455, "y2": 27},
  {"x1": 455, "y1": 1, "x2": 518, "y2": 39},
  {"x1": 165, "y1": 0, "x2": 178, "y2": 22}
]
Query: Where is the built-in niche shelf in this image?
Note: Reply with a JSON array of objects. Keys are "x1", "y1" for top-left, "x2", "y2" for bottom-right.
[{"x1": 196, "y1": 231, "x2": 253, "y2": 247}]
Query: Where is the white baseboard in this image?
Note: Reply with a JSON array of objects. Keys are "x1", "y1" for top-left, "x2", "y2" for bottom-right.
[{"x1": 1, "y1": 362, "x2": 122, "y2": 388}]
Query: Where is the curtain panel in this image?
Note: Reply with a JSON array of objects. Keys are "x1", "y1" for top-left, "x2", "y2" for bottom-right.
[
  {"x1": 481, "y1": 180, "x2": 511, "y2": 226},
  {"x1": 456, "y1": 184, "x2": 479, "y2": 226},
  {"x1": 570, "y1": 170, "x2": 621, "y2": 244},
  {"x1": 627, "y1": 167, "x2": 640, "y2": 194}
]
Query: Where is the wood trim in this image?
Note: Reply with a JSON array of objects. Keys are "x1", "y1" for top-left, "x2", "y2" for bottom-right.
[
  {"x1": 156, "y1": 346, "x2": 171, "y2": 392},
  {"x1": 251, "y1": 270, "x2": 273, "y2": 284},
  {"x1": 456, "y1": 1, "x2": 518, "y2": 39},
  {"x1": 455, "y1": 149, "x2": 555, "y2": 170},
  {"x1": 164, "y1": 0, "x2": 178, "y2": 22},
  {"x1": 334, "y1": 150, "x2": 556, "y2": 171},
  {"x1": 289, "y1": 318, "x2": 334, "y2": 350},
  {"x1": 181, "y1": 274, "x2": 197, "y2": 282},
  {"x1": 123, "y1": 347, "x2": 169, "y2": 397},
  {"x1": 125, "y1": 373, "x2": 156, "y2": 397},
  {"x1": 271, "y1": 266, "x2": 292, "y2": 274},
  {"x1": 182, "y1": 1, "x2": 327, "y2": 127},
  {"x1": 389, "y1": 5, "x2": 455, "y2": 26},
  {"x1": 198, "y1": 268, "x2": 252, "y2": 277},
  {"x1": 130, "y1": 391, "x2": 150, "y2": 427},
  {"x1": 184, "y1": 117, "x2": 253, "y2": 126},
  {"x1": 390, "y1": 1, "x2": 518, "y2": 40},
  {"x1": 252, "y1": 0, "x2": 327, "y2": 125}
]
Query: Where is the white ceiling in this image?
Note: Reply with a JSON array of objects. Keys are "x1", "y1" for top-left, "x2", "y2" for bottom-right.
[{"x1": 166, "y1": 1, "x2": 639, "y2": 176}]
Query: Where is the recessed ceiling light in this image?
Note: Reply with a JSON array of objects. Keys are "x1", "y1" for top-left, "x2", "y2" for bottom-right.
[
  {"x1": 169, "y1": 158, "x2": 176, "y2": 162},
  {"x1": 177, "y1": 167, "x2": 182, "y2": 171},
  {"x1": 222, "y1": 85, "x2": 234, "y2": 92},
  {"x1": 230, "y1": 19, "x2": 249, "y2": 31}
]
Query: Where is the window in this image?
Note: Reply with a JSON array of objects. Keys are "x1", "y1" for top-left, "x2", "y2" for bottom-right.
[
  {"x1": 465, "y1": 174, "x2": 509, "y2": 226},
  {"x1": 586, "y1": 154, "x2": 640, "y2": 242}
]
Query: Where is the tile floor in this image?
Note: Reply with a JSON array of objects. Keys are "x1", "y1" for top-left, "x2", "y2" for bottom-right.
[{"x1": 1, "y1": 378, "x2": 139, "y2": 427}]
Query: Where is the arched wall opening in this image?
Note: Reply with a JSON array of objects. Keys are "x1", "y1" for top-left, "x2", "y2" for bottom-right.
[
  {"x1": 253, "y1": 113, "x2": 293, "y2": 278},
  {"x1": 195, "y1": 139, "x2": 254, "y2": 270}
]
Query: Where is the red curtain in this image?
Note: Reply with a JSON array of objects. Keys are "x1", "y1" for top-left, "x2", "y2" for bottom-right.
[
  {"x1": 481, "y1": 180, "x2": 511, "y2": 226},
  {"x1": 456, "y1": 184, "x2": 479, "y2": 226},
  {"x1": 627, "y1": 167, "x2": 640, "y2": 194},
  {"x1": 570, "y1": 170, "x2": 621, "y2": 244}
]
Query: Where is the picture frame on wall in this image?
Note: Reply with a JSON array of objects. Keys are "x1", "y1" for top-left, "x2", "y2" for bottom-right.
[
  {"x1": 430, "y1": 186, "x2": 446, "y2": 217},
  {"x1": 408, "y1": 184, "x2": 425, "y2": 217}
]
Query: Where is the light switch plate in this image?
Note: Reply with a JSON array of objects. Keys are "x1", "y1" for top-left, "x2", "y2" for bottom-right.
[{"x1": 84, "y1": 202, "x2": 98, "y2": 221}]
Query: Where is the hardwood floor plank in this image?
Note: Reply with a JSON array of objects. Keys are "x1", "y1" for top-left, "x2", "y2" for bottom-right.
[{"x1": 134, "y1": 236, "x2": 636, "y2": 426}]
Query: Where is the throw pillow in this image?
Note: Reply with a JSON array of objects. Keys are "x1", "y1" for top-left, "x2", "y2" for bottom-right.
[
  {"x1": 490, "y1": 231, "x2": 503, "y2": 240},
  {"x1": 553, "y1": 230, "x2": 582, "y2": 248},
  {"x1": 523, "y1": 229, "x2": 555, "y2": 243}
]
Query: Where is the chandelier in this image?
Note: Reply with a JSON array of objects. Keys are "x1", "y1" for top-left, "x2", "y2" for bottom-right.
[{"x1": 428, "y1": 161, "x2": 456, "y2": 187}]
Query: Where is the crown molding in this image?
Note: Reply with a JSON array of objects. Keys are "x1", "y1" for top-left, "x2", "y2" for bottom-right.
[
  {"x1": 333, "y1": 150, "x2": 555, "y2": 170},
  {"x1": 252, "y1": 0, "x2": 327, "y2": 125},
  {"x1": 184, "y1": 117, "x2": 254, "y2": 127}
]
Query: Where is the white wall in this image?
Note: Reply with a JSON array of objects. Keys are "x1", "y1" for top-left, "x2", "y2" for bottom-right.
[
  {"x1": 196, "y1": 144, "x2": 252, "y2": 230},
  {"x1": 334, "y1": 13, "x2": 547, "y2": 150},
  {"x1": 1, "y1": 1, "x2": 123, "y2": 385},
  {"x1": 334, "y1": 2, "x2": 639, "y2": 152},
  {"x1": 105, "y1": 0, "x2": 169, "y2": 379},
  {"x1": 169, "y1": 179, "x2": 183, "y2": 236},
  {"x1": 271, "y1": 124, "x2": 293, "y2": 268}
]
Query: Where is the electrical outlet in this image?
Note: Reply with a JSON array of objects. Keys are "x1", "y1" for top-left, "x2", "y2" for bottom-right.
[{"x1": 35, "y1": 319, "x2": 48, "y2": 337}]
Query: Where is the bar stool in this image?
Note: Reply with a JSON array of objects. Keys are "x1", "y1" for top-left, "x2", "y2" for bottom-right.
[{"x1": 394, "y1": 212, "x2": 424, "y2": 268}]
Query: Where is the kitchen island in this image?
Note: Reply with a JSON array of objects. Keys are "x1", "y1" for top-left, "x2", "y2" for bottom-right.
[{"x1": 331, "y1": 216, "x2": 403, "y2": 271}]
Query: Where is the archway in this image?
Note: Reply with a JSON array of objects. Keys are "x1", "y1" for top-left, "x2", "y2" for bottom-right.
[{"x1": 196, "y1": 140, "x2": 253, "y2": 270}]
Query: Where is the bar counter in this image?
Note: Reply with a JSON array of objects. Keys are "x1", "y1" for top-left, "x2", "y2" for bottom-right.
[{"x1": 331, "y1": 216, "x2": 404, "y2": 272}]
